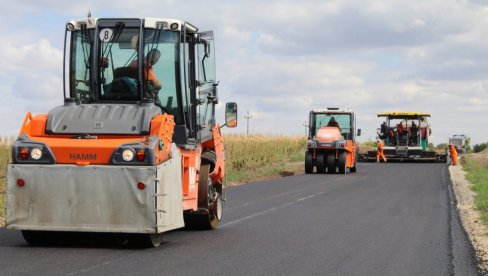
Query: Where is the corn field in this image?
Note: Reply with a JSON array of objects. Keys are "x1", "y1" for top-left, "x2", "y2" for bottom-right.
[{"x1": 223, "y1": 134, "x2": 307, "y2": 183}]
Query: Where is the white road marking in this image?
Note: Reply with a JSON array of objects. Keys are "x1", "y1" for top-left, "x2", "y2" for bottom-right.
[{"x1": 221, "y1": 191, "x2": 324, "y2": 228}]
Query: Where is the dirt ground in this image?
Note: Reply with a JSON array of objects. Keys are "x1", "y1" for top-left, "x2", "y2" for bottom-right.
[{"x1": 450, "y1": 155, "x2": 488, "y2": 273}]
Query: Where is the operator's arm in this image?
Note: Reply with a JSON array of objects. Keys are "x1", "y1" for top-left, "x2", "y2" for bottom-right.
[{"x1": 147, "y1": 67, "x2": 162, "y2": 90}]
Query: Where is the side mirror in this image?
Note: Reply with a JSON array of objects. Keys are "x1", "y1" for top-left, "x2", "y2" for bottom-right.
[
  {"x1": 225, "y1": 102, "x2": 238, "y2": 128},
  {"x1": 357, "y1": 128, "x2": 362, "y2": 136}
]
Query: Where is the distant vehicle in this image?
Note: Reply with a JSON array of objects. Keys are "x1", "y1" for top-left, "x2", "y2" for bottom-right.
[
  {"x1": 305, "y1": 108, "x2": 361, "y2": 174},
  {"x1": 360, "y1": 112, "x2": 447, "y2": 162},
  {"x1": 449, "y1": 134, "x2": 467, "y2": 155}
]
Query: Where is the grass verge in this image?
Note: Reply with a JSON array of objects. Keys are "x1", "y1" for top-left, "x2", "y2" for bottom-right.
[
  {"x1": 1, "y1": 137, "x2": 13, "y2": 221},
  {"x1": 462, "y1": 153, "x2": 488, "y2": 226}
]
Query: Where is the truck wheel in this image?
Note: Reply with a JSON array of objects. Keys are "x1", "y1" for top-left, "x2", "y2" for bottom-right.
[
  {"x1": 316, "y1": 152, "x2": 326, "y2": 173},
  {"x1": 338, "y1": 151, "x2": 347, "y2": 174},
  {"x1": 305, "y1": 151, "x2": 314, "y2": 174},
  {"x1": 184, "y1": 163, "x2": 222, "y2": 230},
  {"x1": 350, "y1": 159, "x2": 357, "y2": 173},
  {"x1": 327, "y1": 153, "x2": 335, "y2": 174},
  {"x1": 201, "y1": 150, "x2": 217, "y2": 172},
  {"x1": 350, "y1": 150, "x2": 358, "y2": 172}
]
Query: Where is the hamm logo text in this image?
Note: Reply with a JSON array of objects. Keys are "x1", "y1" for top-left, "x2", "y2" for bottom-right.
[{"x1": 69, "y1": 153, "x2": 97, "y2": 161}]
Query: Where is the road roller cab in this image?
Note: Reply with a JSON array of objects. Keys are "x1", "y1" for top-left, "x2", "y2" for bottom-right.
[
  {"x1": 6, "y1": 17, "x2": 238, "y2": 247},
  {"x1": 305, "y1": 108, "x2": 360, "y2": 174}
]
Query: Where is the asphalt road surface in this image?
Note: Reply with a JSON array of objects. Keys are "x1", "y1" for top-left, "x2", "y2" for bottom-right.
[{"x1": 0, "y1": 163, "x2": 479, "y2": 275}]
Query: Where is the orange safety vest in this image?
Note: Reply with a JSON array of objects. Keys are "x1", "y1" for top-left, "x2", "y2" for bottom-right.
[{"x1": 377, "y1": 140, "x2": 384, "y2": 152}]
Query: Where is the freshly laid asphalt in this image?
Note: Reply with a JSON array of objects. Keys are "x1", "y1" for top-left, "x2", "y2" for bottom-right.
[{"x1": 0, "y1": 163, "x2": 479, "y2": 275}]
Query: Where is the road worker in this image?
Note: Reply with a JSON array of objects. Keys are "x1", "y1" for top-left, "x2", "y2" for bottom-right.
[
  {"x1": 327, "y1": 117, "x2": 339, "y2": 128},
  {"x1": 376, "y1": 138, "x2": 387, "y2": 163},
  {"x1": 396, "y1": 121, "x2": 406, "y2": 142},
  {"x1": 449, "y1": 144, "x2": 458, "y2": 165},
  {"x1": 409, "y1": 121, "x2": 419, "y2": 145},
  {"x1": 130, "y1": 49, "x2": 162, "y2": 98},
  {"x1": 396, "y1": 122, "x2": 405, "y2": 134}
]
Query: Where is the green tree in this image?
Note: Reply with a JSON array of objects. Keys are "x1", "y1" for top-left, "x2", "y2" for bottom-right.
[{"x1": 466, "y1": 136, "x2": 472, "y2": 152}]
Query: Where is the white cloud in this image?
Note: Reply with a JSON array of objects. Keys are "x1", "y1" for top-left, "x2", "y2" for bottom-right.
[{"x1": 1, "y1": 0, "x2": 488, "y2": 145}]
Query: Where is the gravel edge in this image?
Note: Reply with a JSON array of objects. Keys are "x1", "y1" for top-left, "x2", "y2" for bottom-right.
[{"x1": 450, "y1": 164, "x2": 488, "y2": 273}]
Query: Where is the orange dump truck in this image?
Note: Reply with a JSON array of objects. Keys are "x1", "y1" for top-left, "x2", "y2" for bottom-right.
[
  {"x1": 305, "y1": 108, "x2": 361, "y2": 174},
  {"x1": 6, "y1": 17, "x2": 237, "y2": 246}
]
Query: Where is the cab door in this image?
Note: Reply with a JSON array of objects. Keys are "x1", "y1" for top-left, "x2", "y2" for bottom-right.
[{"x1": 196, "y1": 31, "x2": 217, "y2": 143}]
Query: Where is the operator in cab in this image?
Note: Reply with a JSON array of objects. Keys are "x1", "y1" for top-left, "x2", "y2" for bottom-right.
[{"x1": 130, "y1": 49, "x2": 162, "y2": 99}]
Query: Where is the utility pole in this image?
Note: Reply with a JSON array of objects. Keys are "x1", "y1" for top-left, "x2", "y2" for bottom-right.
[
  {"x1": 244, "y1": 111, "x2": 252, "y2": 136},
  {"x1": 303, "y1": 120, "x2": 308, "y2": 137}
]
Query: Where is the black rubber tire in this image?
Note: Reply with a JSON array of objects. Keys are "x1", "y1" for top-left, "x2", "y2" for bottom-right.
[
  {"x1": 350, "y1": 152, "x2": 358, "y2": 173},
  {"x1": 327, "y1": 153, "x2": 336, "y2": 174},
  {"x1": 316, "y1": 152, "x2": 326, "y2": 173},
  {"x1": 201, "y1": 150, "x2": 217, "y2": 172},
  {"x1": 305, "y1": 151, "x2": 314, "y2": 174},
  {"x1": 184, "y1": 163, "x2": 222, "y2": 230},
  {"x1": 350, "y1": 160, "x2": 357, "y2": 172},
  {"x1": 338, "y1": 151, "x2": 347, "y2": 174},
  {"x1": 209, "y1": 193, "x2": 223, "y2": 227}
]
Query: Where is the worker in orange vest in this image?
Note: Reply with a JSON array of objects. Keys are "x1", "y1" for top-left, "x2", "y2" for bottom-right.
[
  {"x1": 376, "y1": 138, "x2": 387, "y2": 163},
  {"x1": 449, "y1": 144, "x2": 458, "y2": 165}
]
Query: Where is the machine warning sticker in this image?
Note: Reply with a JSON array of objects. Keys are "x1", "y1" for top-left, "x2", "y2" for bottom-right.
[{"x1": 99, "y1": 28, "x2": 113, "y2": 42}]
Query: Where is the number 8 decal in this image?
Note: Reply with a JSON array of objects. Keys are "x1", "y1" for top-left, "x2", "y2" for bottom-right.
[{"x1": 99, "y1": 28, "x2": 113, "y2": 42}]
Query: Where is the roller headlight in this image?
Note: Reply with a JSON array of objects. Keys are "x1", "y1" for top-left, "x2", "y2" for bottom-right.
[
  {"x1": 12, "y1": 136, "x2": 55, "y2": 164},
  {"x1": 30, "y1": 147, "x2": 43, "y2": 160},
  {"x1": 307, "y1": 140, "x2": 317, "y2": 148},
  {"x1": 111, "y1": 143, "x2": 155, "y2": 166},
  {"x1": 336, "y1": 142, "x2": 346, "y2": 148},
  {"x1": 122, "y1": 149, "x2": 135, "y2": 161}
]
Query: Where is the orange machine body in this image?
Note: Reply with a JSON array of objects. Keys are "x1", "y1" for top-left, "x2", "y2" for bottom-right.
[
  {"x1": 305, "y1": 109, "x2": 360, "y2": 174},
  {"x1": 17, "y1": 112, "x2": 226, "y2": 212},
  {"x1": 6, "y1": 18, "x2": 236, "y2": 244}
]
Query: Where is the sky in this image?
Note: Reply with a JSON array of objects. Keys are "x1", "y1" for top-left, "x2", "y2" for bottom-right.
[{"x1": 1, "y1": 0, "x2": 488, "y2": 145}]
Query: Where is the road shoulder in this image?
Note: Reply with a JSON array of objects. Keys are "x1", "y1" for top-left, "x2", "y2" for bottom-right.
[{"x1": 450, "y1": 164, "x2": 488, "y2": 273}]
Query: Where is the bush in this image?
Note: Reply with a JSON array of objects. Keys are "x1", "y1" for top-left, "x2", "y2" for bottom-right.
[{"x1": 473, "y1": 143, "x2": 488, "y2": 153}]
